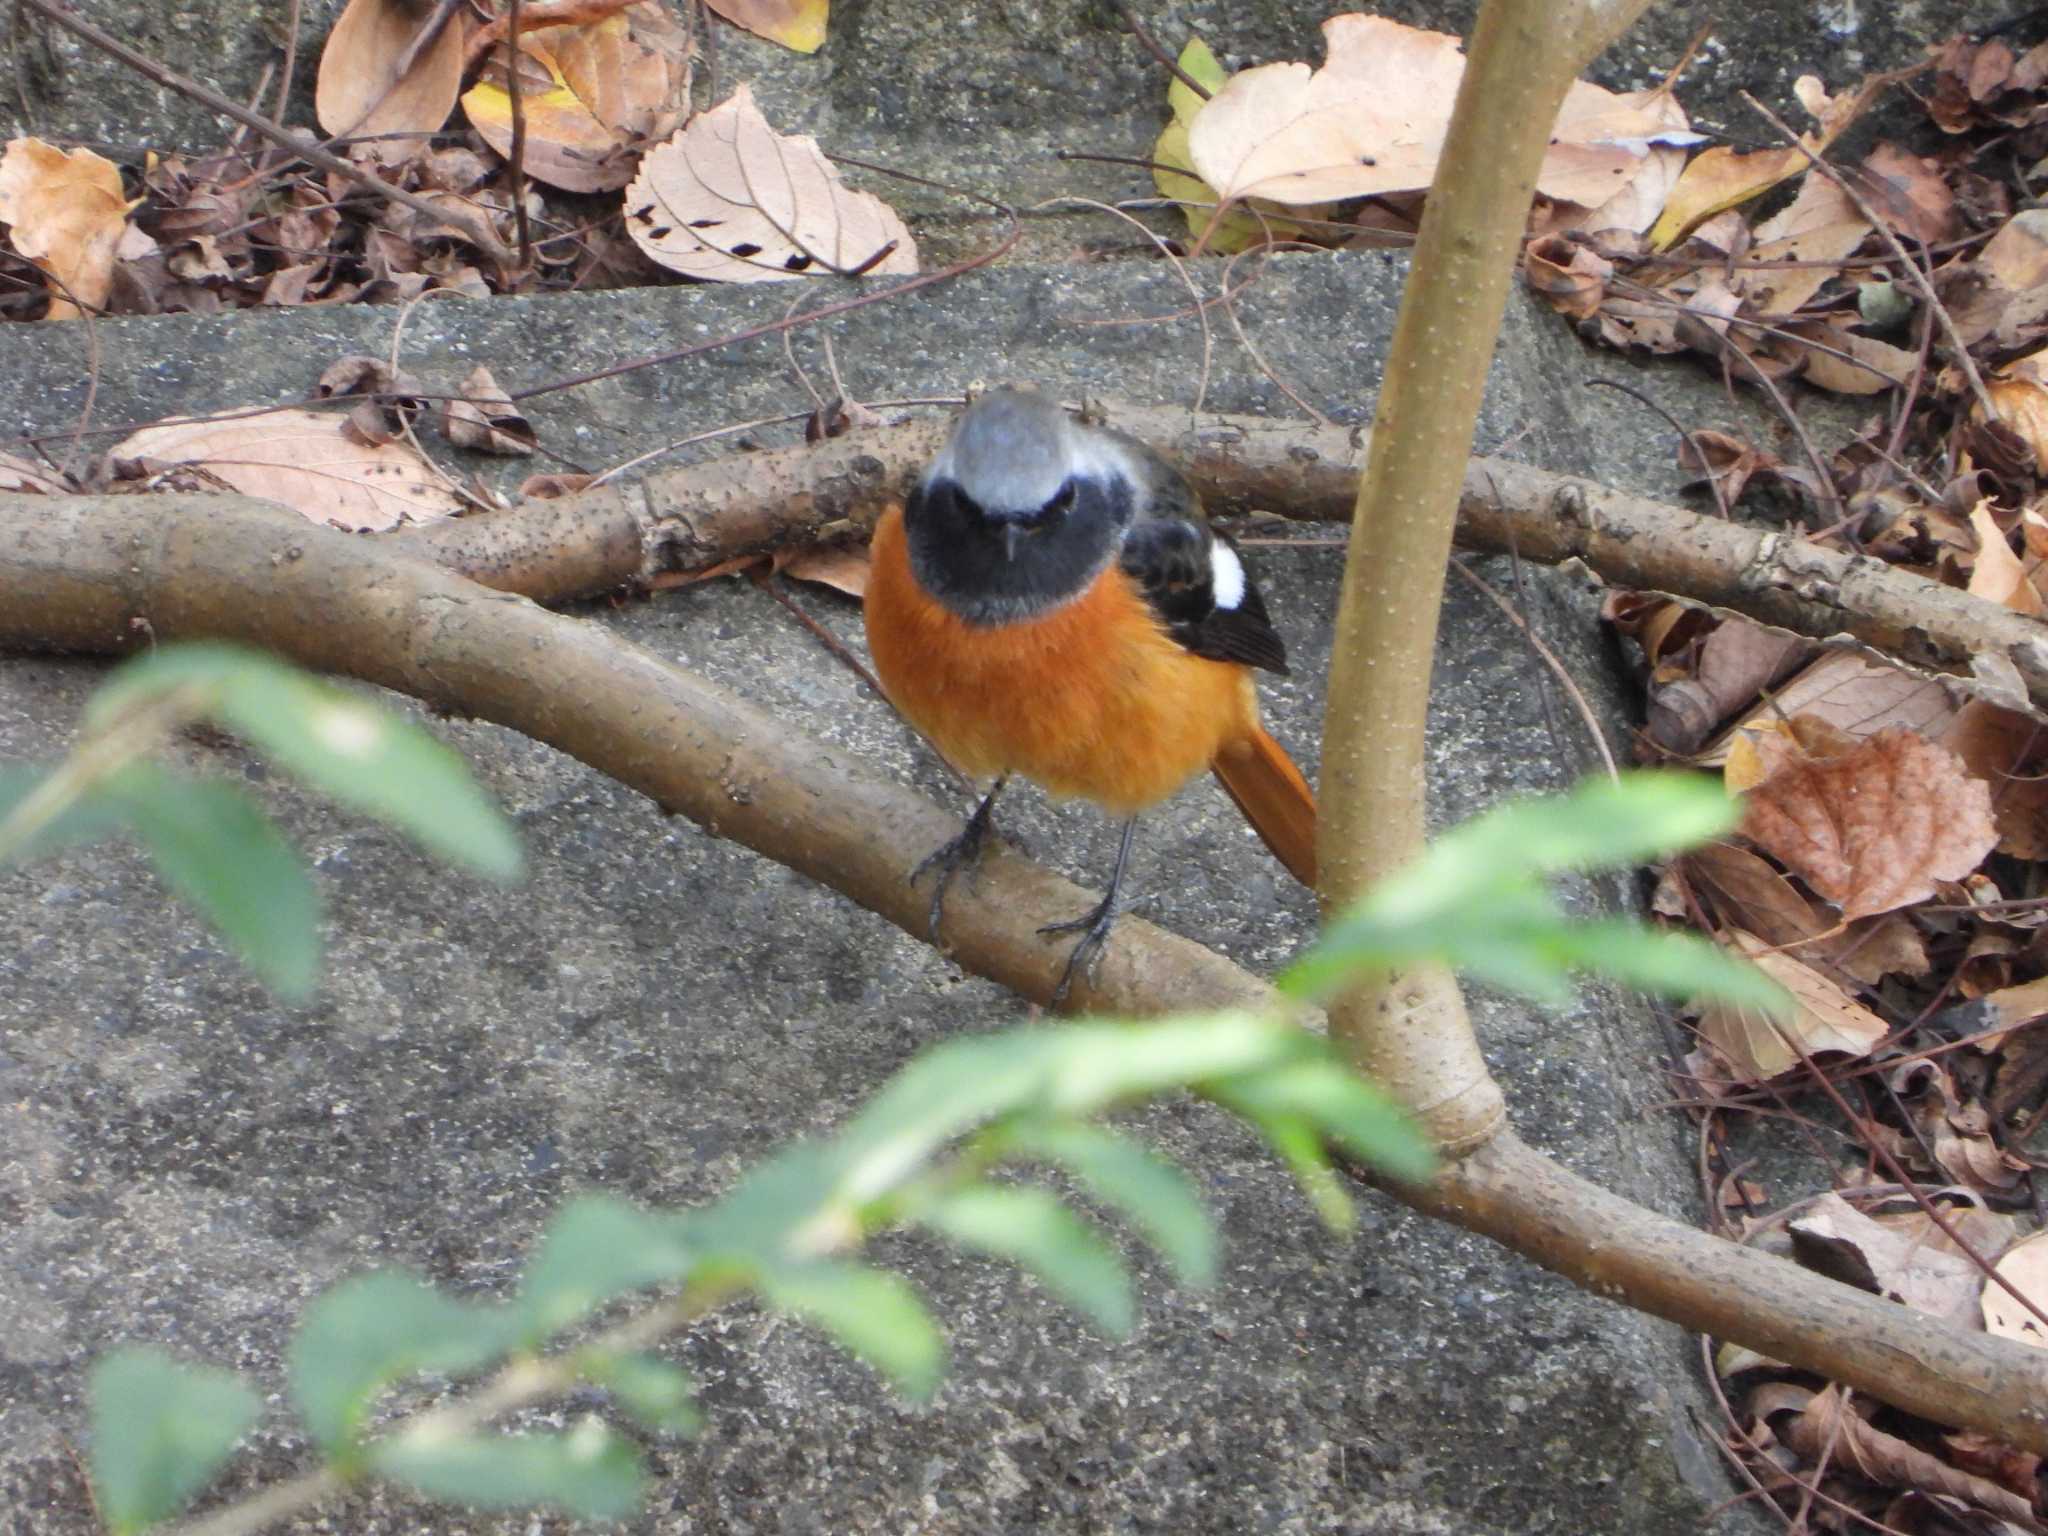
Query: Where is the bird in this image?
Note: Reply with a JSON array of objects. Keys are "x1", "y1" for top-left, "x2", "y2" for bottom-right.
[{"x1": 863, "y1": 385, "x2": 1317, "y2": 1003}]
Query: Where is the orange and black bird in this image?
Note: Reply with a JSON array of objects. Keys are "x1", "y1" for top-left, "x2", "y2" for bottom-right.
[{"x1": 864, "y1": 386, "x2": 1318, "y2": 999}]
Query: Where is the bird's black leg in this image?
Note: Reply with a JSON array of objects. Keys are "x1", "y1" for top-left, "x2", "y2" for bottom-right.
[
  {"x1": 1041, "y1": 816, "x2": 1140, "y2": 1005},
  {"x1": 911, "y1": 775, "x2": 1008, "y2": 938}
]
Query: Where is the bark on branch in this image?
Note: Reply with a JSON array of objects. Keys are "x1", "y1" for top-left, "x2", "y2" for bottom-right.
[
  {"x1": 384, "y1": 409, "x2": 2048, "y2": 716},
  {"x1": 6, "y1": 491, "x2": 2048, "y2": 1451}
]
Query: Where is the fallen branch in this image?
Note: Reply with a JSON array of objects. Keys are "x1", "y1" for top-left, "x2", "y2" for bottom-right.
[
  {"x1": 7, "y1": 491, "x2": 2048, "y2": 1451},
  {"x1": 397, "y1": 407, "x2": 2048, "y2": 715},
  {"x1": 0, "y1": 491, "x2": 1264, "y2": 1017}
]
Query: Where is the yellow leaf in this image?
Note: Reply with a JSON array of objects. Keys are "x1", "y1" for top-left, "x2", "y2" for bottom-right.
[
  {"x1": 0, "y1": 136, "x2": 143, "y2": 317},
  {"x1": 703, "y1": 0, "x2": 826, "y2": 53}
]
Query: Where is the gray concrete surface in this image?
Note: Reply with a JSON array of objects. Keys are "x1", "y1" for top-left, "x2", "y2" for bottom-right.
[
  {"x1": 0, "y1": 251, "x2": 1783, "y2": 1534},
  {"x1": 0, "y1": 0, "x2": 1974, "y2": 1528}
]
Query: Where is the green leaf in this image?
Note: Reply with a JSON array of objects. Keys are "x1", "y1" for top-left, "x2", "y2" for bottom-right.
[
  {"x1": 89, "y1": 1347, "x2": 262, "y2": 1536},
  {"x1": 1006, "y1": 1122, "x2": 1218, "y2": 1286},
  {"x1": 758, "y1": 1260, "x2": 947, "y2": 1399},
  {"x1": 1237, "y1": 1110, "x2": 1354, "y2": 1233},
  {"x1": 1166, "y1": 35, "x2": 1227, "y2": 125},
  {"x1": 289, "y1": 1270, "x2": 509, "y2": 1456},
  {"x1": 688, "y1": 1140, "x2": 842, "y2": 1264},
  {"x1": 1211, "y1": 1061, "x2": 1437, "y2": 1186},
  {"x1": 369, "y1": 1421, "x2": 643, "y2": 1519},
  {"x1": 0, "y1": 762, "x2": 129, "y2": 865},
  {"x1": 109, "y1": 767, "x2": 320, "y2": 1000},
  {"x1": 517, "y1": 1196, "x2": 695, "y2": 1340},
  {"x1": 1546, "y1": 919, "x2": 1790, "y2": 1014},
  {"x1": 91, "y1": 643, "x2": 522, "y2": 880},
  {"x1": 923, "y1": 1184, "x2": 1134, "y2": 1337},
  {"x1": 838, "y1": 1016, "x2": 1296, "y2": 1203},
  {"x1": 581, "y1": 1352, "x2": 700, "y2": 1436},
  {"x1": 1281, "y1": 774, "x2": 1747, "y2": 1006}
]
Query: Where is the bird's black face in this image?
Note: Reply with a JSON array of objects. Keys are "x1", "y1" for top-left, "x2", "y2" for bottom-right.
[{"x1": 906, "y1": 470, "x2": 1132, "y2": 625}]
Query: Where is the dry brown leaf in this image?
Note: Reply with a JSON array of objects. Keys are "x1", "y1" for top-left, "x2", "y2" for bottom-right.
[
  {"x1": 775, "y1": 541, "x2": 868, "y2": 596},
  {"x1": 1740, "y1": 728, "x2": 1997, "y2": 921},
  {"x1": 701, "y1": 0, "x2": 826, "y2": 53},
  {"x1": 461, "y1": 2, "x2": 690, "y2": 193},
  {"x1": 108, "y1": 410, "x2": 462, "y2": 531},
  {"x1": 1976, "y1": 349, "x2": 2048, "y2": 467},
  {"x1": 625, "y1": 84, "x2": 917, "y2": 283},
  {"x1": 1854, "y1": 142, "x2": 1957, "y2": 246},
  {"x1": 1694, "y1": 931, "x2": 1887, "y2": 1083},
  {"x1": 315, "y1": 0, "x2": 469, "y2": 157},
  {"x1": 1648, "y1": 69, "x2": 1886, "y2": 248},
  {"x1": 1700, "y1": 650, "x2": 1963, "y2": 768},
  {"x1": 1732, "y1": 172, "x2": 1870, "y2": 316},
  {"x1": 1522, "y1": 233, "x2": 1612, "y2": 321},
  {"x1": 440, "y1": 364, "x2": 536, "y2": 455},
  {"x1": 0, "y1": 136, "x2": 150, "y2": 318},
  {"x1": 1649, "y1": 617, "x2": 1810, "y2": 757},
  {"x1": 1984, "y1": 208, "x2": 2048, "y2": 292},
  {"x1": 1679, "y1": 841, "x2": 1825, "y2": 947},
  {"x1": 1788, "y1": 1192, "x2": 1987, "y2": 1322},
  {"x1": 1185, "y1": 15, "x2": 1696, "y2": 210},
  {"x1": 1762, "y1": 1382, "x2": 2034, "y2": 1523},
  {"x1": 1943, "y1": 700, "x2": 2048, "y2": 858},
  {"x1": 1794, "y1": 325, "x2": 1917, "y2": 395},
  {"x1": 1966, "y1": 499, "x2": 2045, "y2": 615},
  {"x1": 1813, "y1": 913, "x2": 1929, "y2": 985},
  {"x1": 1723, "y1": 714, "x2": 1860, "y2": 795},
  {"x1": 0, "y1": 451, "x2": 69, "y2": 492},
  {"x1": 1984, "y1": 1230, "x2": 2048, "y2": 1347}
]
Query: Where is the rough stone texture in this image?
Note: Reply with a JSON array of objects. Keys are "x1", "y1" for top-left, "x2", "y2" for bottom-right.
[
  {"x1": 1, "y1": 249, "x2": 1786, "y2": 1534},
  {"x1": 0, "y1": 0, "x2": 1982, "y2": 1530}
]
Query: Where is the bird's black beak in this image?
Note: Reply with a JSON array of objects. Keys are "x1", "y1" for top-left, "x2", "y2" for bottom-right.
[{"x1": 1002, "y1": 522, "x2": 1023, "y2": 562}]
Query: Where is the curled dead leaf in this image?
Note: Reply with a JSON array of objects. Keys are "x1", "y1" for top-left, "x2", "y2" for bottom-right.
[
  {"x1": 1522, "y1": 234, "x2": 1612, "y2": 321},
  {"x1": 626, "y1": 84, "x2": 917, "y2": 283},
  {"x1": 1788, "y1": 1192, "x2": 1993, "y2": 1322},
  {"x1": 1740, "y1": 727, "x2": 1996, "y2": 921},
  {"x1": 1965, "y1": 499, "x2": 2045, "y2": 615},
  {"x1": 315, "y1": 0, "x2": 469, "y2": 159},
  {"x1": 0, "y1": 451, "x2": 69, "y2": 492},
  {"x1": 460, "y1": 2, "x2": 691, "y2": 194},
  {"x1": 108, "y1": 409, "x2": 462, "y2": 530},
  {"x1": 1693, "y1": 931, "x2": 1887, "y2": 1084},
  {"x1": 441, "y1": 364, "x2": 537, "y2": 455},
  {"x1": 0, "y1": 136, "x2": 150, "y2": 317},
  {"x1": 1943, "y1": 700, "x2": 2048, "y2": 858}
]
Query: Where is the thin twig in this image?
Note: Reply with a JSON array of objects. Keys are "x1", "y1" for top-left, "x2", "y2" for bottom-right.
[
  {"x1": 1741, "y1": 90, "x2": 1996, "y2": 419},
  {"x1": 1116, "y1": 2, "x2": 1208, "y2": 99},
  {"x1": 504, "y1": 0, "x2": 535, "y2": 273},
  {"x1": 1217, "y1": 241, "x2": 1335, "y2": 427},
  {"x1": 1449, "y1": 557, "x2": 1620, "y2": 781},
  {"x1": 271, "y1": 0, "x2": 302, "y2": 127},
  {"x1": 18, "y1": 0, "x2": 515, "y2": 271},
  {"x1": 1583, "y1": 377, "x2": 1732, "y2": 519}
]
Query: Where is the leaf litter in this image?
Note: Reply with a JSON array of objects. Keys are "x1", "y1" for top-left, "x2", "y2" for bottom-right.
[{"x1": 17, "y1": 9, "x2": 2048, "y2": 1520}]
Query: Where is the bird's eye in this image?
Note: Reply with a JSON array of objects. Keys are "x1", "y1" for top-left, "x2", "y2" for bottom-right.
[{"x1": 1041, "y1": 479, "x2": 1077, "y2": 519}]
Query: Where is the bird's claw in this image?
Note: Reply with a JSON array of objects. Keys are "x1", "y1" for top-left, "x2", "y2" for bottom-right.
[
  {"x1": 1041, "y1": 890, "x2": 1121, "y2": 1006},
  {"x1": 910, "y1": 801, "x2": 1000, "y2": 939}
]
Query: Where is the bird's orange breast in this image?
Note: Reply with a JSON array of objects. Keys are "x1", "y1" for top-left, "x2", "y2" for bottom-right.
[{"x1": 865, "y1": 501, "x2": 1258, "y2": 818}]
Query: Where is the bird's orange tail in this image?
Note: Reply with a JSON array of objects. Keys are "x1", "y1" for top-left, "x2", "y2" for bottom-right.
[{"x1": 1212, "y1": 726, "x2": 1317, "y2": 889}]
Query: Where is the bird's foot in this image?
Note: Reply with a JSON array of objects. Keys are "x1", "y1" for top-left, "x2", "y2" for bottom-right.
[
  {"x1": 1040, "y1": 889, "x2": 1122, "y2": 1006},
  {"x1": 911, "y1": 797, "x2": 1001, "y2": 938}
]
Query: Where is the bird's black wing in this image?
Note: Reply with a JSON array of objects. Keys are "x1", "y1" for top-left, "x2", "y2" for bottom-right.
[{"x1": 1119, "y1": 516, "x2": 1289, "y2": 675}]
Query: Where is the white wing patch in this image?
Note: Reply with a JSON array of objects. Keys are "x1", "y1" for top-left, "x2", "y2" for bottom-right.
[{"x1": 1209, "y1": 540, "x2": 1246, "y2": 610}]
